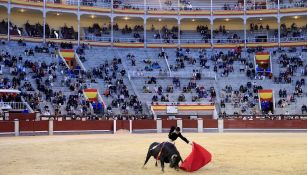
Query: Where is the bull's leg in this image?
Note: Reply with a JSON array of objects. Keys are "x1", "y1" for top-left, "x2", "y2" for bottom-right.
[
  {"x1": 143, "y1": 151, "x2": 152, "y2": 167},
  {"x1": 155, "y1": 160, "x2": 158, "y2": 167},
  {"x1": 160, "y1": 156, "x2": 165, "y2": 172}
]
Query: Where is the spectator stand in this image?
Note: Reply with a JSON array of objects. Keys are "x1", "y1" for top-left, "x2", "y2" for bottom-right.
[
  {"x1": 0, "y1": 89, "x2": 34, "y2": 117},
  {"x1": 150, "y1": 102, "x2": 217, "y2": 120}
]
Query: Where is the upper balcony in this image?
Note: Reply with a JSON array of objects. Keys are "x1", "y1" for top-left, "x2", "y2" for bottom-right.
[{"x1": 1, "y1": 0, "x2": 306, "y2": 16}]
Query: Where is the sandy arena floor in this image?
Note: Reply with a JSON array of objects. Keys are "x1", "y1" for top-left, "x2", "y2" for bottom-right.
[{"x1": 0, "y1": 133, "x2": 307, "y2": 175}]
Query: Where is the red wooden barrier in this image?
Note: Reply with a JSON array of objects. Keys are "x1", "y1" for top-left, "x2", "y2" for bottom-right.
[
  {"x1": 116, "y1": 120, "x2": 130, "y2": 130},
  {"x1": 19, "y1": 121, "x2": 49, "y2": 132},
  {"x1": 162, "y1": 120, "x2": 177, "y2": 129},
  {"x1": 132, "y1": 120, "x2": 156, "y2": 130},
  {"x1": 182, "y1": 120, "x2": 197, "y2": 128},
  {"x1": 203, "y1": 119, "x2": 218, "y2": 128},
  {"x1": 0, "y1": 121, "x2": 14, "y2": 132},
  {"x1": 224, "y1": 120, "x2": 307, "y2": 129},
  {"x1": 9, "y1": 113, "x2": 36, "y2": 121},
  {"x1": 54, "y1": 120, "x2": 113, "y2": 131}
]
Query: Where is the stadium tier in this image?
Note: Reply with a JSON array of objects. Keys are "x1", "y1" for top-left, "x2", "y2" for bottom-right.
[
  {"x1": 0, "y1": 0, "x2": 306, "y2": 121},
  {"x1": 0, "y1": 0, "x2": 306, "y2": 47}
]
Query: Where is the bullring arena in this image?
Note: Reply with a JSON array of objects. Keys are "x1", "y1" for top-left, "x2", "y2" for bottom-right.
[
  {"x1": 1, "y1": 0, "x2": 307, "y2": 174},
  {"x1": 1, "y1": 119, "x2": 307, "y2": 175}
]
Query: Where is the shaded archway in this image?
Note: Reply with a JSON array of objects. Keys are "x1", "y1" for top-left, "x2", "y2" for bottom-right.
[
  {"x1": 0, "y1": 6, "x2": 8, "y2": 37},
  {"x1": 113, "y1": 16, "x2": 144, "y2": 43},
  {"x1": 213, "y1": 18, "x2": 244, "y2": 44},
  {"x1": 80, "y1": 14, "x2": 110, "y2": 42},
  {"x1": 146, "y1": 18, "x2": 178, "y2": 44},
  {"x1": 247, "y1": 17, "x2": 278, "y2": 43},
  {"x1": 10, "y1": 8, "x2": 43, "y2": 38},
  {"x1": 280, "y1": 15, "x2": 307, "y2": 42},
  {"x1": 46, "y1": 11, "x2": 77, "y2": 40},
  {"x1": 180, "y1": 18, "x2": 210, "y2": 44}
]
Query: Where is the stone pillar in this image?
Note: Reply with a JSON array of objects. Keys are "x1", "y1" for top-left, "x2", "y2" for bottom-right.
[
  {"x1": 277, "y1": 17, "x2": 281, "y2": 46},
  {"x1": 129, "y1": 120, "x2": 132, "y2": 133},
  {"x1": 197, "y1": 118, "x2": 203, "y2": 133},
  {"x1": 144, "y1": 19, "x2": 147, "y2": 48},
  {"x1": 77, "y1": 14, "x2": 80, "y2": 46},
  {"x1": 210, "y1": 19, "x2": 214, "y2": 47},
  {"x1": 113, "y1": 120, "x2": 116, "y2": 134},
  {"x1": 4, "y1": 112, "x2": 9, "y2": 120},
  {"x1": 111, "y1": 17, "x2": 114, "y2": 45},
  {"x1": 7, "y1": 5, "x2": 11, "y2": 41},
  {"x1": 14, "y1": 119, "x2": 19, "y2": 136},
  {"x1": 156, "y1": 119, "x2": 162, "y2": 133},
  {"x1": 218, "y1": 118, "x2": 224, "y2": 133},
  {"x1": 49, "y1": 118, "x2": 53, "y2": 135},
  {"x1": 177, "y1": 119, "x2": 182, "y2": 132},
  {"x1": 35, "y1": 112, "x2": 41, "y2": 121},
  {"x1": 43, "y1": 12, "x2": 46, "y2": 44},
  {"x1": 177, "y1": 19, "x2": 181, "y2": 46},
  {"x1": 244, "y1": 18, "x2": 247, "y2": 49}
]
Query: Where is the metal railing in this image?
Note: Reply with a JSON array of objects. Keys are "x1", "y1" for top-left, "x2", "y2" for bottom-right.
[
  {"x1": 81, "y1": 35, "x2": 111, "y2": 42},
  {"x1": 127, "y1": 69, "x2": 216, "y2": 80},
  {"x1": 171, "y1": 71, "x2": 216, "y2": 80},
  {"x1": 128, "y1": 70, "x2": 169, "y2": 78},
  {"x1": 7, "y1": 0, "x2": 307, "y2": 12},
  {"x1": 280, "y1": 2, "x2": 307, "y2": 9},
  {"x1": 213, "y1": 38, "x2": 244, "y2": 44},
  {"x1": 280, "y1": 35, "x2": 307, "y2": 42},
  {"x1": 147, "y1": 38, "x2": 178, "y2": 44},
  {"x1": 221, "y1": 114, "x2": 307, "y2": 120},
  {"x1": 113, "y1": 37, "x2": 144, "y2": 43},
  {"x1": 180, "y1": 39, "x2": 209, "y2": 44},
  {"x1": 20, "y1": 96, "x2": 34, "y2": 113},
  {"x1": 150, "y1": 101, "x2": 213, "y2": 106},
  {"x1": 246, "y1": 37, "x2": 278, "y2": 43},
  {"x1": 0, "y1": 102, "x2": 30, "y2": 111}
]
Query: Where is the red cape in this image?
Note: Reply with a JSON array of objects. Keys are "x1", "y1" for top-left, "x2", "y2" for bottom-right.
[{"x1": 180, "y1": 142, "x2": 212, "y2": 172}]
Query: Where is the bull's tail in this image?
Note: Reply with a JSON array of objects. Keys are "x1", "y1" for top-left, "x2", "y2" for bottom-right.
[
  {"x1": 143, "y1": 150, "x2": 151, "y2": 167},
  {"x1": 143, "y1": 142, "x2": 160, "y2": 167}
]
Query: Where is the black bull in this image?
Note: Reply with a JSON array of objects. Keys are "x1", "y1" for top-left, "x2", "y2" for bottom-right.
[{"x1": 143, "y1": 142, "x2": 183, "y2": 172}]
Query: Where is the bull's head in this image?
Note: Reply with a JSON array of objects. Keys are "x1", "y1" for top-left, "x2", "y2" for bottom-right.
[{"x1": 169, "y1": 154, "x2": 181, "y2": 170}]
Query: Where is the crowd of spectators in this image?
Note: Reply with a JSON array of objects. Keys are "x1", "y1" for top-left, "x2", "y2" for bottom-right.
[
  {"x1": 220, "y1": 82, "x2": 262, "y2": 115},
  {"x1": 0, "y1": 20, "x2": 8, "y2": 35},
  {"x1": 113, "y1": 24, "x2": 144, "y2": 42},
  {"x1": 154, "y1": 26, "x2": 178, "y2": 43},
  {"x1": 87, "y1": 23, "x2": 111, "y2": 37},
  {"x1": 61, "y1": 25, "x2": 77, "y2": 39},
  {"x1": 86, "y1": 56, "x2": 143, "y2": 115},
  {"x1": 213, "y1": 25, "x2": 243, "y2": 43},
  {"x1": 280, "y1": 22, "x2": 307, "y2": 40},
  {"x1": 197, "y1": 25, "x2": 211, "y2": 43},
  {"x1": 24, "y1": 21, "x2": 45, "y2": 38}
]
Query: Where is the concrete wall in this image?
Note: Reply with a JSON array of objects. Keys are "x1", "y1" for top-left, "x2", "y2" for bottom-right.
[
  {"x1": 80, "y1": 15, "x2": 110, "y2": 28},
  {"x1": 214, "y1": 19, "x2": 244, "y2": 30},
  {"x1": 11, "y1": 9, "x2": 43, "y2": 26},
  {"x1": 181, "y1": 19, "x2": 210, "y2": 31},
  {"x1": 281, "y1": 16, "x2": 307, "y2": 27},
  {"x1": 146, "y1": 18, "x2": 177, "y2": 30},
  {"x1": 0, "y1": 6, "x2": 7, "y2": 21},
  {"x1": 114, "y1": 17, "x2": 144, "y2": 28},
  {"x1": 47, "y1": 12, "x2": 77, "y2": 29}
]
